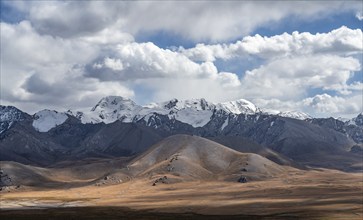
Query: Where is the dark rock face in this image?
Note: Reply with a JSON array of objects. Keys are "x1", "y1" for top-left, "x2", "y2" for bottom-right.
[
  {"x1": 345, "y1": 126, "x2": 363, "y2": 144},
  {"x1": 238, "y1": 176, "x2": 247, "y2": 183},
  {"x1": 0, "y1": 106, "x2": 32, "y2": 136},
  {"x1": 164, "y1": 99, "x2": 178, "y2": 109},
  {"x1": 199, "y1": 98, "x2": 209, "y2": 110},
  {"x1": 0, "y1": 120, "x2": 67, "y2": 166},
  {"x1": 138, "y1": 113, "x2": 196, "y2": 135},
  {"x1": 71, "y1": 121, "x2": 165, "y2": 158},
  {"x1": 350, "y1": 145, "x2": 363, "y2": 154},
  {"x1": 354, "y1": 113, "x2": 363, "y2": 126},
  {"x1": 0, "y1": 169, "x2": 12, "y2": 187},
  {"x1": 47, "y1": 117, "x2": 104, "y2": 149},
  {"x1": 152, "y1": 176, "x2": 168, "y2": 186},
  {"x1": 308, "y1": 117, "x2": 346, "y2": 133},
  {"x1": 308, "y1": 116, "x2": 363, "y2": 144}
]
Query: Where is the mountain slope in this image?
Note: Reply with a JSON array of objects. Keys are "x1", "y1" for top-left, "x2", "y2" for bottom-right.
[
  {"x1": 207, "y1": 136, "x2": 300, "y2": 168},
  {"x1": 1, "y1": 99, "x2": 362, "y2": 172},
  {"x1": 0, "y1": 158, "x2": 131, "y2": 188},
  {"x1": 308, "y1": 115, "x2": 363, "y2": 144},
  {"x1": 0, "y1": 110, "x2": 164, "y2": 165},
  {"x1": 0, "y1": 135, "x2": 288, "y2": 188},
  {"x1": 0, "y1": 120, "x2": 67, "y2": 166},
  {"x1": 129, "y1": 135, "x2": 287, "y2": 181},
  {"x1": 72, "y1": 121, "x2": 165, "y2": 158}
]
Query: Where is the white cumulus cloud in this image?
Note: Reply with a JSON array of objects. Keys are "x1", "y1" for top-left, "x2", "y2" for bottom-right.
[
  {"x1": 240, "y1": 55, "x2": 361, "y2": 99},
  {"x1": 302, "y1": 94, "x2": 362, "y2": 117},
  {"x1": 84, "y1": 42, "x2": 240, "y2": 88},
  {"x1": 4, "y1": 1, "x2": 361, "y2": 41},
  {"x1": 181, "y1": 26, "x2": 363, "y2": 61},
  {"x1": 356, "y1": 11, "x2": 363, "y2": 20},
  {"x1": 1, "y1": 1, "x2": 362, "y2": 118}
]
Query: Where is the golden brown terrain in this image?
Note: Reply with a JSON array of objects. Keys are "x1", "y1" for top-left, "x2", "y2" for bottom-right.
[
  {"x1": 1, "y1": 168, "x2": 362, "y2": 219},
  {"x1": 1, "y1": 136, "x2": 362, "y2": 219}
]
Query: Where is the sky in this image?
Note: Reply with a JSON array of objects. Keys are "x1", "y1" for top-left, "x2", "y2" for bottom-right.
[{"x1": 0, "y1": 0, "x2": 362, "y2": 118}]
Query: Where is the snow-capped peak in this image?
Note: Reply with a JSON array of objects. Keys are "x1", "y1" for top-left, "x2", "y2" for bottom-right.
[
  {"x1": 91, "y1": 96, "x2": 138, "y2": 111},
  {"x1": 346, "y1": 112, "x2": 363, "y2": 126},
  {"x1": 0, "y1": 106, "x2": 27, "y2": 122},
  {"x1": 139, "y1": 98, "x2": 216, "y2": 127},
  {"x1": 81, "y1": 96, "x2": 142, "y2": 124},
  {"x1": 217, "y1": 99, "x2": 259, "y2": 115},
  {"x1": 277, "y1": 111, "x2": 312, "y2": 120},
  {"x1": 261, "y1": 108, "x2": 311, "y2": 120},
  {"x1": 354, "y1": 113, "x2": 363, "y2": 126},
  {"x1": 158, "y1": 98, "x2": 215, "y2": 111},
  {"x1": 32, "y1": 109, "x2": 68, "y2": 132},
  {"x1": 0, "y1": 106, "x2": 29, "y2": 134},
  {"x1": 74, "y1": 96, "x2": 313, "y2": 128}
]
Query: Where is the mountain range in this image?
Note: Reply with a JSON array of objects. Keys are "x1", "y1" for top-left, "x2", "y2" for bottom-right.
[{"x1": 0, "y1": 96, "x2": 362, "y2": 171}]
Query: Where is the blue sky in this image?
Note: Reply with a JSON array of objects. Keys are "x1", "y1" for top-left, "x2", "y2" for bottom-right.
[
  {"x1": 252, "y1": 10, "x2": 363, "y2": 37},
  {"x1": 132, "y1": 9, "x2": 363, "y2": 48},
  {"x1": 0, "y1": 1, "x2": 362, "y2": 118},
  {"x1": 0, "y1": 1, "x2": 25, "y2": 23},
  {"x1": 135, "y1": 9, "x2": 363, "y2": 80}
]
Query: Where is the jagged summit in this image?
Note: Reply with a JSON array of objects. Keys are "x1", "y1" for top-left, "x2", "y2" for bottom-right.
[
  {"x1": 356, "y1": 113, "x2": 363, "y2": 126},
  {"x1": 0, "y1": 106, "x2": 28, "y2": 122},
  {"x1": 158, "y1": 98, "x2": 214, "y2": 111},
  {"x1": 91, "y1": 96, "x2": 137, "y2": 111},
  {"x1": 80, "y1": 96, "x2": 260, "y2": 128},
  {"x1": 347, "y1": 112, "x2": 363, "y2": 126},
  {"x1": 13, "y1": 96, "x2": 326, "y2": 131},
  {"x1": 0, "y1": 106, "x2": 31, "y2": 134},
  {"x1": 79, "y1": 96, "x2": 142, "y2": 124}
]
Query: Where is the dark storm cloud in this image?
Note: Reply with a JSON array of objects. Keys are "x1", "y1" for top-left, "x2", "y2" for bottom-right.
[
  {"x1": 28, "y1": 1, "x2": 126, "y2": 38},
  {"x1": 22, "y1": 74, "x2": 53, "y2": 95}
]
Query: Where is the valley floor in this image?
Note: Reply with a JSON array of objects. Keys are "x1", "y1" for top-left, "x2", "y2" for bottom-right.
[{"x1": 1, "y1": 169, "x2": 362, "y2": 219}]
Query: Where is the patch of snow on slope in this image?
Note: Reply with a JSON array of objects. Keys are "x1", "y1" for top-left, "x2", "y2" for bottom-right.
[
  {"x1": 221, "y1": 118, "x2": 229, "y2": 130},
  {"x1": 146, "y1": 98, "x2": 215, "y2": 127},
  {"x1": 166, "y1": 99, "x2": 214, "y2": 127},
  {"x1": 173, "y1": 108, "x2": 213, "y2": 127},
  {"x1": 32, "y1": 110, "x2": 68, "y2": 132}
]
